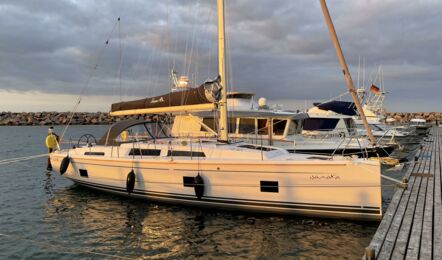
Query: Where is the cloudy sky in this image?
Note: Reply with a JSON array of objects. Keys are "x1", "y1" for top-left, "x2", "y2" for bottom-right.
[{"x1": 0, "y1": 0, "x2": 441, "y2": 112}]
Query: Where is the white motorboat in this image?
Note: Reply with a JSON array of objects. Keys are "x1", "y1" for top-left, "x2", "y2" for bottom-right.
[
  {"x1": 355, "y1": 120, "x2": 419, "y2": 145},
  {"x1": 170, "y1": 93, "x2": 395, "y2": 157},
  {"x1": 410, "y1": 118, "x2": 430, "y2": 136},
  {"x1": 50, "y1": 0, "x2": 382, "y2": 220}
]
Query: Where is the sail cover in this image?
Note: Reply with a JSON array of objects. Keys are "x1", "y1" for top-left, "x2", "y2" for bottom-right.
[
  {"x1": 111, "y1": 77, "x2": 222, "y2": 112},
  {"x1": 313, "y1": 100, "x2": 357, "y2": 116}
]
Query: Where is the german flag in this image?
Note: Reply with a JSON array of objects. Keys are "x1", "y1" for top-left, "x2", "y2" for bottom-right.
[{"x1": 370, "y1": 84, "x2": 380, "y2": 94}]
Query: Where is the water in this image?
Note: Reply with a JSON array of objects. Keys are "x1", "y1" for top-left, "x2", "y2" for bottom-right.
[{"x1": 0, "y1": 126, "x2": 417, "y2": 259}]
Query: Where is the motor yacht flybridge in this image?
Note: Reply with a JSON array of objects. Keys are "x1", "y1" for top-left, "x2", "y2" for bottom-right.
[{"x1": 51, "y1": 0, "x2": 382, "y2": 220}]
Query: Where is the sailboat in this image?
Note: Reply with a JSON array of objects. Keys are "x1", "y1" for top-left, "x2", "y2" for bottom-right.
[{"x1": 50, "y1": 0, "x2": 382, "y2": 220}]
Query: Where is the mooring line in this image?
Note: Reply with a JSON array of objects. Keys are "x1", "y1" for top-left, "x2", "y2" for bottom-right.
[
  {"x1": 0, "y1": 154, "x2": 47, "y2": 166},
  {"x1": 0, "y1": 233, "x2": 133, "y2": 259}
]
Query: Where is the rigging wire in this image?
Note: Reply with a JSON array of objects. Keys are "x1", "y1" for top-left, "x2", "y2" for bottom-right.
[
  {"x1": 225, "y1": 0, "x2": 235, "y2": 125},
  {"x1": 185, "y1": 0, "x2": 201, "y2": 78},
  {"x1": 166, "y1": 0, "x2": 172, "y2": 90},
  {"x1": 59, "y1": 17, "x2": 122, "y2": 144},
  {"x1": 118, "y1": 17, "x2": 123, "y2": 101},
  {"x1": 206, "y1": 3, "x2": 215, "y2": 80}
]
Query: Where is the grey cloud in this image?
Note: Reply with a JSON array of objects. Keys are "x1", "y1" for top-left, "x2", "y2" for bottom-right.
[{"x1": 0, "y1": 0, "x2": 441, "y2": 112}]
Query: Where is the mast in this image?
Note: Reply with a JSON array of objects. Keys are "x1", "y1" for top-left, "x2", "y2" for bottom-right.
[
  {"x1": 217, "y1": 0, "x2": 228, "y2": 142},
  {"x1": 319, "y1": 0, "x2": 376, "y2": 145}
]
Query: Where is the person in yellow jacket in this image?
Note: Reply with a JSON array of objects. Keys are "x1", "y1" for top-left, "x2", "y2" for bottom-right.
[{"x1": 45, "y1": 127, "x2": 59, "y2": 171}]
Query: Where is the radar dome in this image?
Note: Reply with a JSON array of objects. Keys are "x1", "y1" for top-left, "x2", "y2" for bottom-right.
[{"x1": 258, "y1": 97, "x2": 267, "y2": 109}]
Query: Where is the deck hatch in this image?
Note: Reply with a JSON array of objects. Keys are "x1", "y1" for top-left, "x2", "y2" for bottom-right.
[
  {"x1": 168, "y1": 151, "x2": 205, "y2": 157},
  {"x1": 129, "y1": 149, "x2": 161, "y2": 156},
  {"x1": 84, "y1": 152, "x2": 105, "y2": 156},
  {"x1": 260, "y1": 181, "x2": 279, "y2": 193},
  {"x1": 238, "y1": 145, "x2": 276, "y2": 152},
  {"x1": 79, "y1": 169, "x2": 88, "y2": 177}
]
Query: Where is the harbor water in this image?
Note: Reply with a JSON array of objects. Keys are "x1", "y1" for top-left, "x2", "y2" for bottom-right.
[{"x1": 0, "y1": 125, "x2": 418, "y2": 259}]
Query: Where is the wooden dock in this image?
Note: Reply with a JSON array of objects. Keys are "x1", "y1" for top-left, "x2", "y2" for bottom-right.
[{"x1": 364, "y1": 127, "x2": 442, "y2": 259}]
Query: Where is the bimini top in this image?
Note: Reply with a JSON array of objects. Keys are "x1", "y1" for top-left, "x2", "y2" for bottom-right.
[
  {"x1": 110, "y1": 77, "x2": 222, "y2": 116},
  {"x1": 97, "y1": 119, "x2": 170, "y2": 146},
  {"x1": 313, "y1": 100, "x2": 357, "y2": 116}
]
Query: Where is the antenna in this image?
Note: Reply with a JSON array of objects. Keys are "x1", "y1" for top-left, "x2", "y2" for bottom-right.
[
  {"x1": 357, "y1": 55, "x2": 360, "y2": 88},
  {"x1": 363, "y1": 56, "x2": 365, "y2": 88}
]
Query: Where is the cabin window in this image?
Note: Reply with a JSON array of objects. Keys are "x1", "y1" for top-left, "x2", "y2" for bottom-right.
[
  {"x1": 287, "y1": 120, "x2": 299, "y2": 135},
  {"x1": 84, "y1": 152, "x2": 105, "y2": 156},
  {"x1": 183, "y1": 176, "x2": 195, "y2": 187},
  {"x1": 344, "y1": 119, "x2": 355, "y2": 133},
  {"x1": 129, "y1": 149, "x2": 161, "y2": 156},
  {"x1": 257, "y1": 119, "x2": 269, "y2": 135},
  {"x1": 145, "y1": 122, "x2": 169, "y2": 139},
  {"x1": 238, "y1": 118, "x2": 256, "y2": 134},
  {"x1": 79, "y1": 169, "x2": 88, "y2": 177},
  {"x1": 201, "y1": 117, "x2": 236, "y2": 133},
  {"x1": 201, "y1": 118, "x2": 217, "y2": 132},
  {"x1": 228, "y1": 118, "x2": 237, "y2": 133},
  {"x1": 369, "y1": 124, "x2": 384, "y2": 131},
  {"x1": 238, "y1": 144, "x2": 276, "y2": 151},
  {"x1": 260, "y1": 181, "x2": 279, "y2": 193},
  {"x1": 168, "y1": 151, "x2": 206, "y2": 157},
  {"x1": 303, "y1": 118, "x2": 339, "y2": 131},
  {"x1": 117, "y1": 124, "x2": 151, "y2": 142},
  {"x1": 272, "y1": 119, "x2": 287, "y2": 136}
]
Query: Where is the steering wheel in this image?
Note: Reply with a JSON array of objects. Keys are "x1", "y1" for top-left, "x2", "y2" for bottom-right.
[{"x1": 77, "y1": 134, "x2": 97, "y2": 147}]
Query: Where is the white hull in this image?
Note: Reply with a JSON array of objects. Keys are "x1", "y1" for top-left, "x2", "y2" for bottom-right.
[{"x1": 51, "y1": 144, "x2": 382, "y2": 221}]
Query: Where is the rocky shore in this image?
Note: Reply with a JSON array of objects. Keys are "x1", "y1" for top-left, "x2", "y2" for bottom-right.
[
  {"x1": 0, "y1": 111, "x2": 441, "y2": 126},
  {"x1": 0, "y1": 112, "x2": 137, "y2": 126},
  {"x1": 386, "y1": 112, "x2": 442, "y2": 124}
]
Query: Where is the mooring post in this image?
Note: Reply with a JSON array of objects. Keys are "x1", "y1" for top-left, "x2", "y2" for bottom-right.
[
  {"x1": 402, "y1": 177, "x2": 409, "y2": 190},
  {"x1": 365, "y1": 246, "x2": 375, "y2": 260}
]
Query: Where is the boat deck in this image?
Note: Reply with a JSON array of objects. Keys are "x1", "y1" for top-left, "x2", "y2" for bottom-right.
[{"x1": 364, "y1": 127, "x2": 442, "y2": 259}]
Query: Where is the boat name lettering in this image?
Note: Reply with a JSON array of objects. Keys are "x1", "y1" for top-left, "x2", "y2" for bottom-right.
[
  {"x1": 150, "y1": 97, "x2": 165, "y2": 104},
  {"x1": 309, "y1": 174, "x2": 341, "y2": 181}
]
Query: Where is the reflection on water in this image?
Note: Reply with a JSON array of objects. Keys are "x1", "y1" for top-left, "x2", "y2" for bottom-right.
[
  {"x1": 39, "y1": 185, "x2": 378, "y2": 259},
  {"x1": 0, "y1": 126, "x2": 421, "y2": 258},
  {"x1": 43, "y1": 172, "x2": 55, "y2": 195}
]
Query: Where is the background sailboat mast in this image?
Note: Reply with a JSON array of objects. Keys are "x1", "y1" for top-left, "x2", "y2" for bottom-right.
[
  {"x1": 319, "y1": 0, "x2": 376, "y2": 145},
  {"x1": 217, "y1": 0, "x2": 228, "y2": 142}
]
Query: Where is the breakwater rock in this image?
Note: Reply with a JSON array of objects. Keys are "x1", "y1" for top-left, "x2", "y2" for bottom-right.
[
  {"x1": 0, "y1": 112, "x2": 143, "y2": 126},
  {"x1": 0, "y1": 111, "x2": 441, "y2": 126},
  {"x1": 386, "y1": 112, "x2": 442, "y2": 124}
]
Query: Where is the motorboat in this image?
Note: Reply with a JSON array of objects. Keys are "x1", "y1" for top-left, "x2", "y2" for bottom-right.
[
  {"x1": 410, "y1": 118, "x2": 430, "y2": 136},
  {"x1": 170, "y1": 93, "x2": 395, "y2": 157},
  {"x1": 354, "y1": 120, "x2": 420, "y2": 145}
]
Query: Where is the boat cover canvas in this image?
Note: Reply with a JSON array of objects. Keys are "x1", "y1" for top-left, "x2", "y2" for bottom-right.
[
  {"x1": 313, "y1": 101, "x2": 358, "y2": 116},
  {"x1": 111, "y1": 77, "x2": 222, "y2": 112}
]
